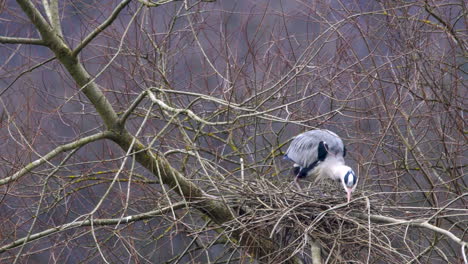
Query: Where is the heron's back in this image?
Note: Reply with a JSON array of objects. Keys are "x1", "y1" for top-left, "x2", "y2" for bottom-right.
[{"x1": 285, "y1": 129, "x2": 345, "y2": 168}]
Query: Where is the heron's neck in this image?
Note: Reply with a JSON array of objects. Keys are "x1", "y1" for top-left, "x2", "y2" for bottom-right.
[{"x1": 317, "y1": 156, "x2": 345, "y2": 181}]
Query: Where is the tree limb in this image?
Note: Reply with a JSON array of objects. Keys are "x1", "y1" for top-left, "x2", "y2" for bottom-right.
[
  {"x1": 0, "y1": 36, "x2": 46, "y2": 45},
  {"x1": 117, "y1": 90, "x2": 148, "y2": 125},
  {"x1": 16, "y1": 0, "x2": 120, "y2": 130},
  {"x1": 0, "y1": 132, "x2": 111, "y2": 186},
  {"x1": 41, "y1": 0, "x2": 63, "y2": 37},
  {"x1": 0, "y1": 202, "x2": 188, "y2": 253},
  {"x1": 15, "y1": 0, "x2": 56, "y2": 45},
  {"x1": 355, "y1": 213, "x2": 468, "y2": 260},
  {"x1": 147, "y1": 90, "x2": 229, "y2": 126}
]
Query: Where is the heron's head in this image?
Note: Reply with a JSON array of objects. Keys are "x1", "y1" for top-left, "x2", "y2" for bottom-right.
[{"x1": 334, "y1": 165, "x2": 357, "y2": 203}]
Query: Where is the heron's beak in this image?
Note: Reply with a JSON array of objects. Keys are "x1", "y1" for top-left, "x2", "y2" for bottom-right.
[{"x1": 346, "y1": 188, "x2": 352, "y2": 203}]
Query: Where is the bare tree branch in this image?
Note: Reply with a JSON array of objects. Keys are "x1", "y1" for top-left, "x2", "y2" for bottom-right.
[
  {"x1": 71, "y1": 0, "x2": 131, "y2": 57},
  {"x1": 147, "y1": 90, "x2": 229, "y2": 126},
  {"x1": 41, "y1": 0, "x2": 62, "y2": 37},
  {"x1": 117, "y1": 90, "x2": 148, "y2": 125},
  {"x1": 424, "y1": 0, "x2": 466, "y2": 52},
  {"x1": 0, "y1": 131, "x2": 112, "y2": 186},
  {"x1": 0, "y1": 56, "x2": 55, "y2": 97},
  {"x1": 0, "y1": 202, "x2": 188, "y2": 253},
  {"x1": 356, "y1": 213, "x2": 468, "y2": 252},
  {"x1": 0, "y1": 36, "x2": 45, "y2": 45}
]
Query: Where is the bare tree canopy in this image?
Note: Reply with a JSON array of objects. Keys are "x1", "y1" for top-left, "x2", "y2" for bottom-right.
[{"x1": 0, "y1": 0, "x2": 466, "y2": 263}]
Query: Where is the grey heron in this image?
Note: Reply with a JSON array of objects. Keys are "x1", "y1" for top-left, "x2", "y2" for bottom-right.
[{"x1": 284, "y1": 129, "x2": 357, "y2": 202}]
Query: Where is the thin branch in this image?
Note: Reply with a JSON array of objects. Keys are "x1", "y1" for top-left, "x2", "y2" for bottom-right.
[
  {"x1": 137, "y1": 0, "x2": 177, "y2": 7},
  {"x1": 149, "y1": 87, "x2": 321, "y2": 126},
  {"x1": 426, "y1": 193, "x2": 468, "y2": 223},
  {"x1": 147, "y1": 90, "x2": 229, "y2": 126},
  {"x1": 72, "y1": 0, "x2": 131, "y2": 57},
  {"x1": 0, "y1": 202, "x2": 188, "y2": 253},
  {"x1": 12, "y1": 148, "x2": 79, "y2": 264},
  {"x1": 117, "y1": 91, "x2": 148, "y2": 125},
  {"x1": 90, "y1": 215, "x2": 110, "y2": 264},
  {"x1": 0, "y1": 131, "x2": 111, "y2": 186},
  {"x1": 0, "y1": 36, "x2": 46, "y2": 45},
  {"x1": 463, "y1": 244, "x2": 467, "y2": 264},
  {"x1": 357, "y1": 213, "x2": 467, "y2": 249},
  {"x1": 0, "y1": 56, "x2": 55, "y2": 97},
  {"x1": 424, "y1": 1, "x2": 466, "y2": 52},
  {"x1": 187, "y1": 10, "x2": 231, "y2": 85}
]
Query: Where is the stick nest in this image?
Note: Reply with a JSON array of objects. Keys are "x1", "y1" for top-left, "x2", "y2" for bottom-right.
[{"x1": 218, "y1": 179, "x2": 411, "y2": 263}]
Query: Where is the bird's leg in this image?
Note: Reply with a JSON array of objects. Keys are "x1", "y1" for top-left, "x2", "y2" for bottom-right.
[
  {"x1": 294, "y1": 175, "x2": 302, "y2": 190},
  {"x1": 291, "y1": 165, "x2": 303, "y2": 190}
]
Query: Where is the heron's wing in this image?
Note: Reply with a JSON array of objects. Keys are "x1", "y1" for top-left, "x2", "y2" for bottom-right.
[
  {"x1": 285, "y1": 132, "x2": 321, "y2": 167},
  {"x1": 285, "y1": 130, "x2": 345, "y2": 167},
  {"x1": 311, "y1": 130, "x2": 345, "y2": 157}
]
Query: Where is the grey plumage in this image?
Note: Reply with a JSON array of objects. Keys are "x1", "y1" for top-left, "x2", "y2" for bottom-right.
[{"x1": 284, "y1": 129, "x2": 345, "y2": 170}]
